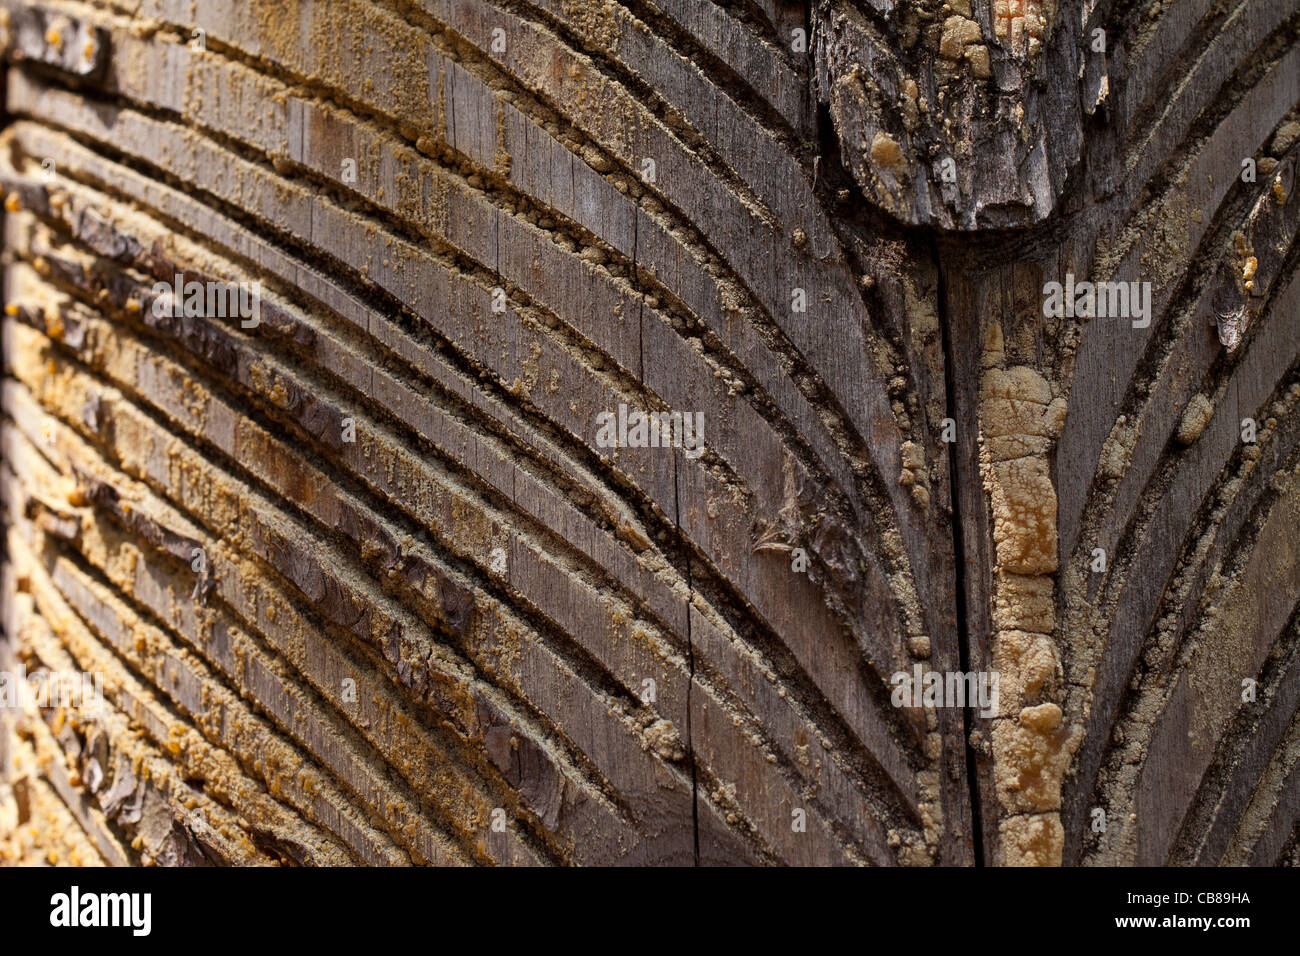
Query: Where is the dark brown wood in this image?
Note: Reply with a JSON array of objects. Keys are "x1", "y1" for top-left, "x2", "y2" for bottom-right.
[{"x1": 0, "y1": 0, "x2": 1296, "y2": 867}]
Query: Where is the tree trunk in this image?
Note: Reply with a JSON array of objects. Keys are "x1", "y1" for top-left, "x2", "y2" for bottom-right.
[{"x1": 0, "y1": 0, "x2": 1296, "y2": 866}]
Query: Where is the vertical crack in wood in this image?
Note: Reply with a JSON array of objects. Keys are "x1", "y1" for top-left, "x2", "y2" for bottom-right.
[{"x1": 931, "y1": 232, "x2": 985, "y2": 867}]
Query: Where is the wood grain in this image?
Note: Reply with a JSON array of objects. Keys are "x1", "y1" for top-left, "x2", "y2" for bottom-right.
[{"x1": 0, "y1": 0, "x2": 1294, "y2": 866}]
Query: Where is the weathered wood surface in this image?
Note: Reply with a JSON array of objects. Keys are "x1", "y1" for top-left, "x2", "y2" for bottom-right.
[{"x1": 0, "y1": 0, "x2": 1295, "y2": 866}]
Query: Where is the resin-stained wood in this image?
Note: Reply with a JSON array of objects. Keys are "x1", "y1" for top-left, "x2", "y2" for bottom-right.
[{"x1": 0, "y1": 0, "x2": 1296, "y2": 867}]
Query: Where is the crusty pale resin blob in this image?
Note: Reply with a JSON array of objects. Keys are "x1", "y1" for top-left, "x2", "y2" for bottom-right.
[{"x1": 980, "y1": 362, "x2": 1080, "y2": 864}]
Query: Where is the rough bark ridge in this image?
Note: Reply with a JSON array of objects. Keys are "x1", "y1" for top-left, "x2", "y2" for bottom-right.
[{"x1": 0, "y1": 0, "x2": 1296, "y2": 867}]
